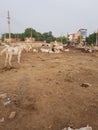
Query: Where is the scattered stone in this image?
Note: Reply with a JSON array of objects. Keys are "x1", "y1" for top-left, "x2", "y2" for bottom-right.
[
  {"x1": 8, "y1": 111, "x2": 16, "y2": 119},
  {"x1": 62, "y1": 125, "x2": 92, "y2": 130},
  {"x1": 0, "y1": 117, "x2": 4, "y2": 123},
  {"x1": 48, "y1": 125, "x2": 52, "y2": 129},
  {"x1": 0, "y1": 93, "x2": 7, "y2": 99},
  {"x1": 80, "y1": 83, "x2": 92, "y2": 88},
  {"x1": 3, "y1": 98, "x2": 11, "y2": 106}
]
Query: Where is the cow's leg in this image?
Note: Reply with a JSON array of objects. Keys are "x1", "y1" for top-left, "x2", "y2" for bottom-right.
[
  {"x1": 4, "y1": 53, "x2": 9, "y2": 67},
  {"x1": 18, "y1": 53, "x2": 21, "y2": 64},
  {"x1": 9, "y1": 54, "x2": 12, "y2": 66}
]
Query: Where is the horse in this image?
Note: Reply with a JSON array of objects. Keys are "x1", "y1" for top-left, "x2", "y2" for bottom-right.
[{"x1": 0, "y1": 44, "x2": 24, "y2": 67}]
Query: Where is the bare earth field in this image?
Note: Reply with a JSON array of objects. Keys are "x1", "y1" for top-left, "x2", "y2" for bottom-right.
[{"x1": 0, "y1": 47, "x2": 98, "y2": 130}]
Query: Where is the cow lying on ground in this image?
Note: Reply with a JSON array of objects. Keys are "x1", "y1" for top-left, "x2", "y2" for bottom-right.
[{"x1": 40, "y1": 48, "x2": 62, "y2": 53}]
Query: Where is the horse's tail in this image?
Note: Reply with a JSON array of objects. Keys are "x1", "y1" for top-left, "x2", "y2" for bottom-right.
[{"x1": 0, "y1": 47, "x2": 8, "y2": 56}]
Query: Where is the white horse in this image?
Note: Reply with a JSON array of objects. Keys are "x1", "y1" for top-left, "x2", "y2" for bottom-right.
[{"x1": 0, "y1": 45, "x2": 24, "y2": 67}]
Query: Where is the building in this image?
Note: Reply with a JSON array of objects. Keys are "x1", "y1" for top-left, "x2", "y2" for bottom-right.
[
  {"x1": 67, "y1": 29, "x2": 87, "y2": 44},
  {"x1": 67, "y1": 33, "x2": 74, "y2": 42},
  {"x1": 77, "y1": 29, "x2": 87, "y2": 42}
]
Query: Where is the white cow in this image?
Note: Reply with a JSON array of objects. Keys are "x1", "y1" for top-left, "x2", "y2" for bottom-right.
[
  {"x1": 40, "y1": 48, "x2": 50, "y2": 53},
  {"x1": 0, "y1": 45, "x2": 24, "y2": 67},
  {"x1": 55, "y1": 45, "x2": 63, "y2": 51}
]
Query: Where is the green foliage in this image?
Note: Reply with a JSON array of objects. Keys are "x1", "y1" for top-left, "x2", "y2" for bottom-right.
[
  {"x1": 62, "y1": 37, "x2": 67, "y2": 44},
  {"x1": 35, "y1": 32, "x2": 42, "y2": 41},
  {"x1": 86, "y1": 33, "x2": 96, "y2": 45},
  {"x1": 42, "y1": 31, "x2": 56, "y2": 43},
  {"x1": 24, "y1": 28, "x2": 37, "y2": 38},
  {"x1": 56, "y1": 36, "x2": 67, "y2": 44},
  {"x1": 1, "y1": 27, "x2": 67, "y2": 43}
]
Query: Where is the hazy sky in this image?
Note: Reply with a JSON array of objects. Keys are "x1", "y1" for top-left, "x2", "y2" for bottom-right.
[{"x1": 0, "y1": 0, "x2": 98, "y2": 36}]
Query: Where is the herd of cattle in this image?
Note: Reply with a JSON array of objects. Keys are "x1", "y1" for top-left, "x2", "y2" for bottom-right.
[
  {"x1": 0, "y1": 41, "x2": 98, "y2": 67},
  {"x1": 0, "y1": 42, "x2": 69, "y2": 67}
]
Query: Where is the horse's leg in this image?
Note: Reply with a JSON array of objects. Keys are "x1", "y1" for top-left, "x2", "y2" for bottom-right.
[
  {"x1": 9, "y1": 54, "x2": 12, "y2": 66},
  {"x1": 4, "y1": 53, "x2": 9, "y2": 67}
]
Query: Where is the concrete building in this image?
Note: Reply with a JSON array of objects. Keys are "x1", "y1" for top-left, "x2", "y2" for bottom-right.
[{"x1": 67, "y1": 29, "x2": 87, "y2": 45}]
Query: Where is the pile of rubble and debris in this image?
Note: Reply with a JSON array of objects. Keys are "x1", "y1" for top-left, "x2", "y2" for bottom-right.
[{"x1": 0, "y1": 92, "x2": 16, "y2": 123}]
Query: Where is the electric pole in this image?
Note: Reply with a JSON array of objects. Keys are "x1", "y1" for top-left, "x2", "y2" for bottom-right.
[{"x1": 7, "y1": 11, "x2": 11, "y2": 39}]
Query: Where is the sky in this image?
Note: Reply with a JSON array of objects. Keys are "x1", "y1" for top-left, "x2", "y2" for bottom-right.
[{"x1": 0, "y1": 0, "x2": 98, "y2": 37}]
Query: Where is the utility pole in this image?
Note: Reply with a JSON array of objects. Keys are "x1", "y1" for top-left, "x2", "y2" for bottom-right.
[{"x1": 7, "y1": 11, "x2": 11, "y2": 39}]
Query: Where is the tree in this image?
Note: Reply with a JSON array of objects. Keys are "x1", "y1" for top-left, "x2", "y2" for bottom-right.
[
  {"x1": 24, "y1": 28, "x2": 37, "y2": 38},
  {"x1": 86, "y1": 33, "x2": 96, "y2": 45},
  {"x1": 1, "y1": 27, "x2": 58, "y2": 43},
  {"x1": 56, "y1": 36, "x2": 67, "y2": 44},
  {"x1": 42, "y1": 31, "x2": 56, "y2": 43},
  {"x1": 35, "y1": 32, "x2": 42, "y2": 41}
]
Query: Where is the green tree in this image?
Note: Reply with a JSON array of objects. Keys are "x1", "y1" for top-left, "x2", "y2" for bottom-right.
[
  {"x1": 56, "y1": 36, "x2": 67, "y2": 44},
  {"x1": 1, "y1": 27, "x2": 58, "y2": 43},
  {"x1": 42, "y1": 31, "x2": 55, "y2": 43},
  {"x1": 86, "y1": 33, "x2": 96, "y2": 45},
  {"x1": 24, "y1": 28, "x2": 37, "y2": 38}
]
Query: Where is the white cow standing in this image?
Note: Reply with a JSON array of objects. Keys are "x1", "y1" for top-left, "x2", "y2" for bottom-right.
[{"x1": 0, "y1": 44, "x2": 24, "y2": 67}]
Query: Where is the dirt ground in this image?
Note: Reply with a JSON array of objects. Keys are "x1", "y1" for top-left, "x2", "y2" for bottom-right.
[{"x1": 0, "y1": 46, "x2": 98, "y2": 130}]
